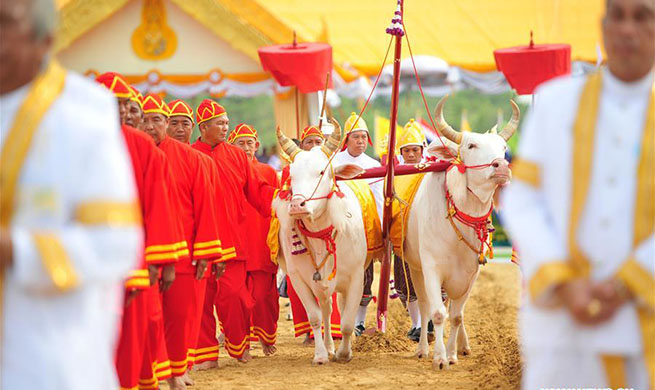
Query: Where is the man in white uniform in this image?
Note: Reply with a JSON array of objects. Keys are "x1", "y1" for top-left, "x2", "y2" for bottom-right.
[
  {"x1": 0, "y1": 0, "x2": 142, "y2": 389},
  {"x1": 502, "y1": 0, "x2": 654, "y2": 388},
  {"x1": 333, "y1": 113, "x2": 383, "y2": 335}
]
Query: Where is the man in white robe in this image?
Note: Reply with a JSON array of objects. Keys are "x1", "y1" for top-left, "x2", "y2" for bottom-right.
[
  {"x1": 0, "y1": 0, "x2": 142, "y2": 389},
  {"x1": 502, "y1": 0, "x2": 654, "y2": 388},
  {"x1": 333, "y1": 113, "x2": 383, "y2": 335}
]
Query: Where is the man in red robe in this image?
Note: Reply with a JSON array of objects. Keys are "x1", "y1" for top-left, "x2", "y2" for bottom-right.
[
  {"x1": 228, "y1": 123, "x2": 280, "y2": 356},
  {"x1": 279, "y1": 125, "x2": 343, "y2": 345},
  {"x1": 192, "y1": 99, "x2": 275, "y2": 364},
  {"x1": 95, "y1": 73, "x2": 183, "y2": 390},
  {"x1": 167, "y1": 99, "x2": 233, "y2": 375},
  {"x1": 141, "y1": 93, "x2": 222, "y2": 390}
]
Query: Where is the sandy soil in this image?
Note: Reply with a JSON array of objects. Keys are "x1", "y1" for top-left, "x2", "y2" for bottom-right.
[{"x1": 186, "y1": 263, "x2": 522, "y2": 390}]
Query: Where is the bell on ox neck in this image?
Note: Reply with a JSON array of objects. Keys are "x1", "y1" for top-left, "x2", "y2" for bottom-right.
[{"x1": 313, "y1": 271, "x2": 322, "y2": 281}]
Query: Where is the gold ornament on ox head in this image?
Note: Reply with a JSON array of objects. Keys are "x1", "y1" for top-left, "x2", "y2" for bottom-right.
[{"x1": 132, "y1": 0, "x2": 177, "y2": 60}]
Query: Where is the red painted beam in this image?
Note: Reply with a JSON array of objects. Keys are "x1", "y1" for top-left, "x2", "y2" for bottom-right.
[{"x1": 336, "y1": 161, "x2": 452, "y2": 181}]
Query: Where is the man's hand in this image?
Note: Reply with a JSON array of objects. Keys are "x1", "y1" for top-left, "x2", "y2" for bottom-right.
[
  {"x1": 590, "y1": 278, "x2": 630, "y2": 318},
  {"x1": 213, "y1": 262, "x2": 226, "y2": 280},
  {"x1": 0, "y1": 227, "x2": 13, "y2": 270},
  {"x1": 125, "y1": 289, "x2": 140, "y2": 307},
  {"x1": 195, "y1": 259, "x2": 208, "y2": 280},
  {"x1": 555, "y1": 278, "x2": 629, "y2": 326},
  {"x1": 148, "y1": 264, "x2": 159, "y2": 287},
  {"x1": 160, "y1": 264, "x2": 175, "y2": 292}
]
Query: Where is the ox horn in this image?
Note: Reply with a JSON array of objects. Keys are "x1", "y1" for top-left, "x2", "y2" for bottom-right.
[
  {"x1": 320, "y1": 117, "x2": 342, "y2": 157},
  {"x1": 499, "y1": 100, "x2": 520, "y2": 141},
  {"x1": 276, "y1": 126, "x2": 301, "y2": 161},
  {"x1": 433, "y1": 95, "x2": 462, "y2": 144}
]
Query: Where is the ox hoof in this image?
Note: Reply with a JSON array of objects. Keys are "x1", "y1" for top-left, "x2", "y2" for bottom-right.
[
  {"x1": 459, "y1": 347, "x2": 471, "y2": 356},
  {"x1": 415, "y1": 350, "x2": 429, "y2": 360},
  {"x1": 414, "y1": 346, "x2": 430, "y2": 359},
  {"x1": 313, "y1": 356, "x2": 329, "y2": 366},
  {"x1": 448, "y1": 355, "x2": 458, "y2": 365},
  {"x1": 335, "y1": 350, "x2": 353, "y2": 363},
  {"x1": 432, "y1": 358, "x2": 449, "y2": 370}
]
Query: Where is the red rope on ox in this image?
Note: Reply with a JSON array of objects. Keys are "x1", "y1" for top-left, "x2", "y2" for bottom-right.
[
  {"x1": 296, "y1": 220, "x2": 338, "y2": 280},
  {"x1": 444, "y1": 180, "x2": 493, "y2": 264}
]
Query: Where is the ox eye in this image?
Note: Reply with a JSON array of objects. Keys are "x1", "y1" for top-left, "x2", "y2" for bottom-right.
[{"x1": 468, "y1": 143, "x2": 477, "y2": 149}]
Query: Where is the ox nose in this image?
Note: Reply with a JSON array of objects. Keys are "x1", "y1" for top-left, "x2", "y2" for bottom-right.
[
  {"x1": 492, "y1": 159, "x2": 510, "y2": 176},
  {"x1": 289, "y1": 197, "x2": 309, "y2": 215}
]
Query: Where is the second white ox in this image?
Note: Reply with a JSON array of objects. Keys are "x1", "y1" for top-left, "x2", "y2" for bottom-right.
[
  {"x1": 274, "y1": 121, "x2": 380, "y2": 365},
  {"x1": 402, "y1": 96, "x2": 519, "y2": 369}
]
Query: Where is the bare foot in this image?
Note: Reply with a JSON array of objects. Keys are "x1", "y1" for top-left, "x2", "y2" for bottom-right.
[
  {"x1": 181, "y1": 371, "x2": 194, "y2": 386},
  {"x1": 261, "y1": 341, "x2": 277, "y2": 356},
  {"x1": 238, "y1": 349, "x2": 253, "y2": 363},
  {"x1": 193, "y1": 360, "x2": 218, "y2": 371},
  {"x1": 302, "y1": 334, "x2": 314, "y2": 346},
  {"x1": 167, "y1": 376, "x2": 187, "y2": 390}
]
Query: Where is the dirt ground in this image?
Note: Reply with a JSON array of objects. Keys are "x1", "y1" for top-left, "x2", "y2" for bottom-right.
[{"x1": 187, "y1": 263, "x2": 522, "y2": 390}]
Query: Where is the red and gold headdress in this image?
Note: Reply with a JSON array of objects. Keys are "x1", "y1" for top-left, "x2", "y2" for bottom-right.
[
  {"x1": 227, "y1": 123, "x2": 258, "y2": 144},
  {"x1": 128, "y1": 85, "x2": 143, "y2": 108},
  {"x1": 196, "y1": 99, "x2": 226, "y2": 124},
  {"x1": 95, "y1": 72, "x2": 132, "y2": 99},
  {"x1": 142, "y1": 93, "x2": 170, "y2": 117},
  {"x1": 300, "y1": 125, "x2": 325, "y2": 142},
  {"x1": 168, "y1": 99, "x2": 194, "y2": 123}
]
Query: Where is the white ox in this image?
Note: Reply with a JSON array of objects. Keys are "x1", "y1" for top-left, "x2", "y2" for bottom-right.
[
  {"x1": 274, "y1": 122, "x2": 379, "y2": 365},
  {"x1": 402, "y1": 96, "x2": 519, "y2": 369}
]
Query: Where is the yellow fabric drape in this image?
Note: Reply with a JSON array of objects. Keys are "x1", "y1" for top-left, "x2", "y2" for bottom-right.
[
  {"x1": 343, "y1": 180, "x2": 383, "y2": 255},
  {"x1": 389, "y1": 173, "x2": 427, "y2": 258}
]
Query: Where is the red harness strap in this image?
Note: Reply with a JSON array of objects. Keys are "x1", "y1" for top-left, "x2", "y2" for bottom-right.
[
  {"x1": 277, "y1": 177, "x2": 345, "y2": 202},
  {"x1": 445, "y1": 183, "x2": 494, "y2": 264},
  {"x1": 296, "y1": 220, "x2": 338, "y2": 280}
]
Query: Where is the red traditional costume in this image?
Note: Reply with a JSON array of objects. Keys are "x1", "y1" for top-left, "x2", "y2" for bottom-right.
[
  {"x1": 228, "y1": 124, "x2": 280, "y2": 346},
  {"x1": 192, "y1": 99, "x2": 275, "y2": 360},
  {"x1": 142, "y1": 94, "x2": 222, "y2": 379},
  {"x1": 167, "y1": 99, "x2": 231, "y2": 368},
  {"x1": 96, "y1": 74, "x2": 185, "y2": 390},
  {"x1": 280, "y1": 125, "x2": 343, "y2": 340}
]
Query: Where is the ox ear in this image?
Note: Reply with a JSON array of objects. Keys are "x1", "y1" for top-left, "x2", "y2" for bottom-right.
[
  {"x1": 427, "y1": 138, "x2": 458, "y2": 161},
  {"x1": 334, "y1": 164, "x2": 365, "y2": 180}
]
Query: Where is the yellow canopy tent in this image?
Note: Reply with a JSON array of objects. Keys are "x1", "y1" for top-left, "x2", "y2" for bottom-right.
[
  {"x1": 52, "y1": 0, "x2": 604, "y2": 136},
  {"x1": 242, "y1": 0, "x2": 604, "y2": 74},
  {"x1": 56, "y1": 0, "x2": 604, "y2": 76}
]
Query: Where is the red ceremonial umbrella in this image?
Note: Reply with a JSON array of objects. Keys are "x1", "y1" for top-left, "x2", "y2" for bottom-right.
[
  {"x1": 258, "y1": 37, "x2": 333, "y2": 137},
  {"x1": 494, "y1": 33, "x2": 571, "y2": 95},
  {"x1": 258, "y1": 40, "x2": 332, "y2": 93}
]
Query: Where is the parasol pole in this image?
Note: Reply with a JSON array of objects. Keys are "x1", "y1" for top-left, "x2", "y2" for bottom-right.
[
  {"x1": 295, "y1": 87, "x2": 300, "y2": 138},
  {"x1": 292, "y1": 30, "x2": 300, "y2": 138},
  {"x1": 376, "y1": 0, "x2": 404, "y2": 332},
  {"x1": 318, "y1": 72, "x2": 331, "y2": 129}
]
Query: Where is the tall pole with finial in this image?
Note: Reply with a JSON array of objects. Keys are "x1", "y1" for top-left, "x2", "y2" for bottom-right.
[
  {"x1": 377, "y1": 0, "x2": 404, "y2": 332},
  {"x1": 293, "y1": 30, "x2": 301, "y2": 138}
]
